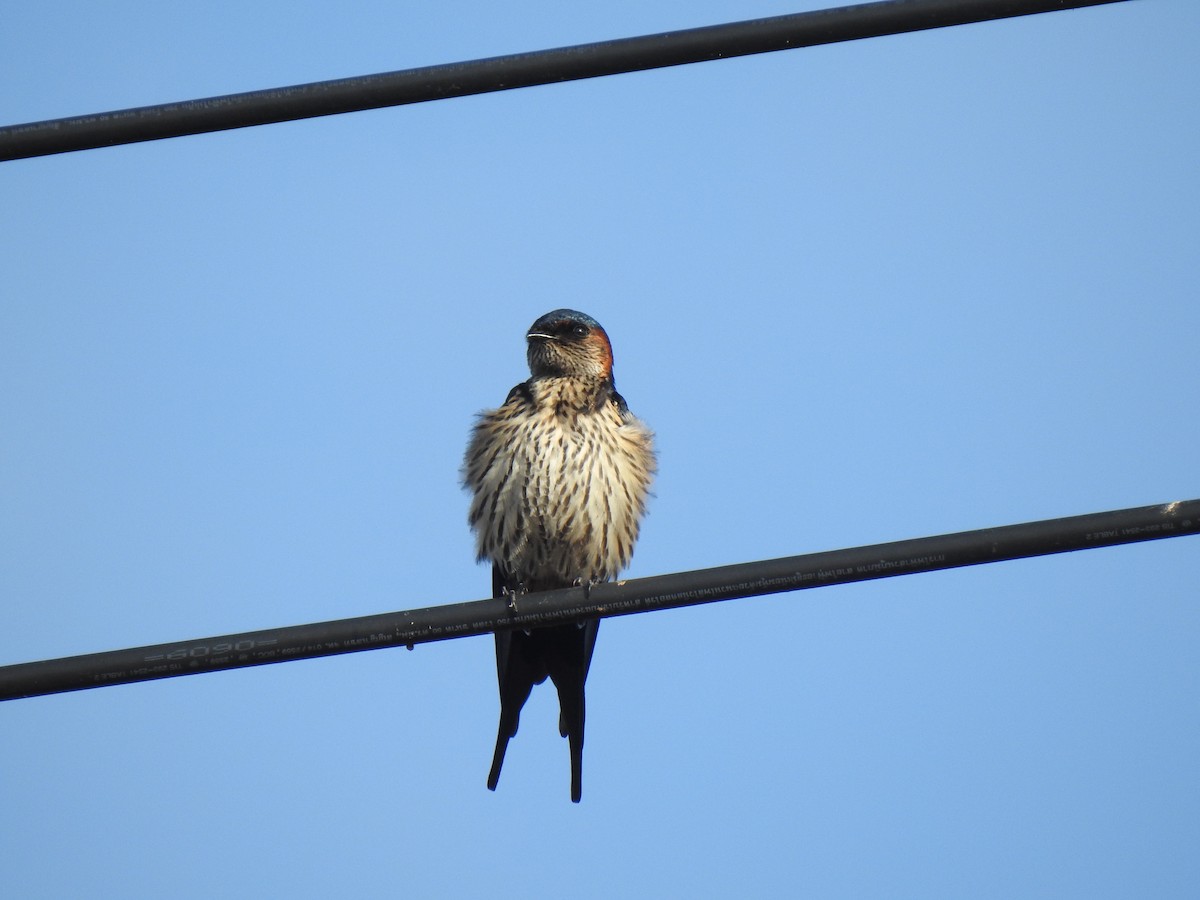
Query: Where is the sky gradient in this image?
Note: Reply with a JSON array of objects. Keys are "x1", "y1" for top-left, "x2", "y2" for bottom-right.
[{"x1": 3, "y1": 1, "x2": 1198, "y2": 897}]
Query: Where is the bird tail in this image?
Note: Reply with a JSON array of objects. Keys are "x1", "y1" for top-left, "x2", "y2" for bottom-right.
[
  {"x1": 488, "y1": 628, "x2": 541, "y2": 793},
  {"x1": 487, "y1": 723, "x2": 513, "y2": 793},
  {"x1": 545, "y1": 618, "x2": 600, "y2": 804},
  {"x1": 487, "y1": 568, "x2": 601, "y2": 802},
  {"x1": 556, "y1": 687, "x2": 585, "y2": 804}
]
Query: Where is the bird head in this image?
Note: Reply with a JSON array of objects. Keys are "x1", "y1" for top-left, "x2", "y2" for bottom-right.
[{"x1": 526, "y1": 309, "x2": 614, "y2": 381}]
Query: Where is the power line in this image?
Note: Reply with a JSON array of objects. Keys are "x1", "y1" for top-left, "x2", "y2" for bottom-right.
[
  {"x1": 1, "y1": 499, "x2": 1194, "y2": 702},
  {"x1": 1, "y1": 0, "x2": 1129, "y2": 162}
]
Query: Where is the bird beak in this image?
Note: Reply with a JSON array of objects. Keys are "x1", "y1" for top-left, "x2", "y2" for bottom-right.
[{"x1": 527, "y1": 331, "x2": 554, "y2": 342}]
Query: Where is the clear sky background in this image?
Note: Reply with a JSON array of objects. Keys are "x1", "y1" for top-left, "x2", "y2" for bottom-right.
[{"x1": 2, "y1": 1, "x2": 1197, "y2": 897}]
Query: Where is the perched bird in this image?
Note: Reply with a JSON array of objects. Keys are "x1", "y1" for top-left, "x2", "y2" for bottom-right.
[{"x1": 463, "y1": 309, "x2": 655, "y2": 802}]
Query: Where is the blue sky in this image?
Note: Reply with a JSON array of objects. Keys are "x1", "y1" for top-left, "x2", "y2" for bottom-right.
[{"x1": 2, "y1": 1, "x2": 1197, "y2": 896}]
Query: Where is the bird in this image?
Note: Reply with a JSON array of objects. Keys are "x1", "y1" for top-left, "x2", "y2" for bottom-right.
[{"x1": 463, "y1": 308, "x2": 655, "y2": 803}]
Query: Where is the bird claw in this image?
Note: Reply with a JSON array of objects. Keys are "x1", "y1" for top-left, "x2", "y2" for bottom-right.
[
  {"x1": 573, "y1": 576, "x2": 599, "y2": 600},
  {"x1": 501, "y1": 583, "x2": 528, "y2": 612}
]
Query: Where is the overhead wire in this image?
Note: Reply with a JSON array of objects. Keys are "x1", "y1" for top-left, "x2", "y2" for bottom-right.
[
  {"x1": 2, "y1": 499, "x2": 1195, "y2": 701},
  {"x1": 0, "y1": 0, "x2": 1130, "y2": 161}
]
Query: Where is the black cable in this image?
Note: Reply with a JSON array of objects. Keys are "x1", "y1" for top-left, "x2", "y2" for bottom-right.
[
  {"x1": 1, "y1": 498, "x2": 1194, "y2": 701},
  {"x1": 0, "y1": 0, "x2": 1130, "y2": 162}
]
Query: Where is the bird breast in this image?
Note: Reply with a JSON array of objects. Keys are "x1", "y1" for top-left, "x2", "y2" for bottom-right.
[{"x1": 466, "y1": 380, "x2": 654, "y2": 588}]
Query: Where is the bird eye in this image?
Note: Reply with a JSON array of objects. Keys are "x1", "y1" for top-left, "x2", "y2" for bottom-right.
[{"x1": 571, "y1": 324, "x2": 588, "y2": 338}]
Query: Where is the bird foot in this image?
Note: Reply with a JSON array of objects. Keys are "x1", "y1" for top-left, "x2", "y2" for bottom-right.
[
  {"x1": 501, "y1": 583, "x2": 528, "y2": 612},
  {"x1": 573, "y1": 576, "x2": 600, "y2": 600}
]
